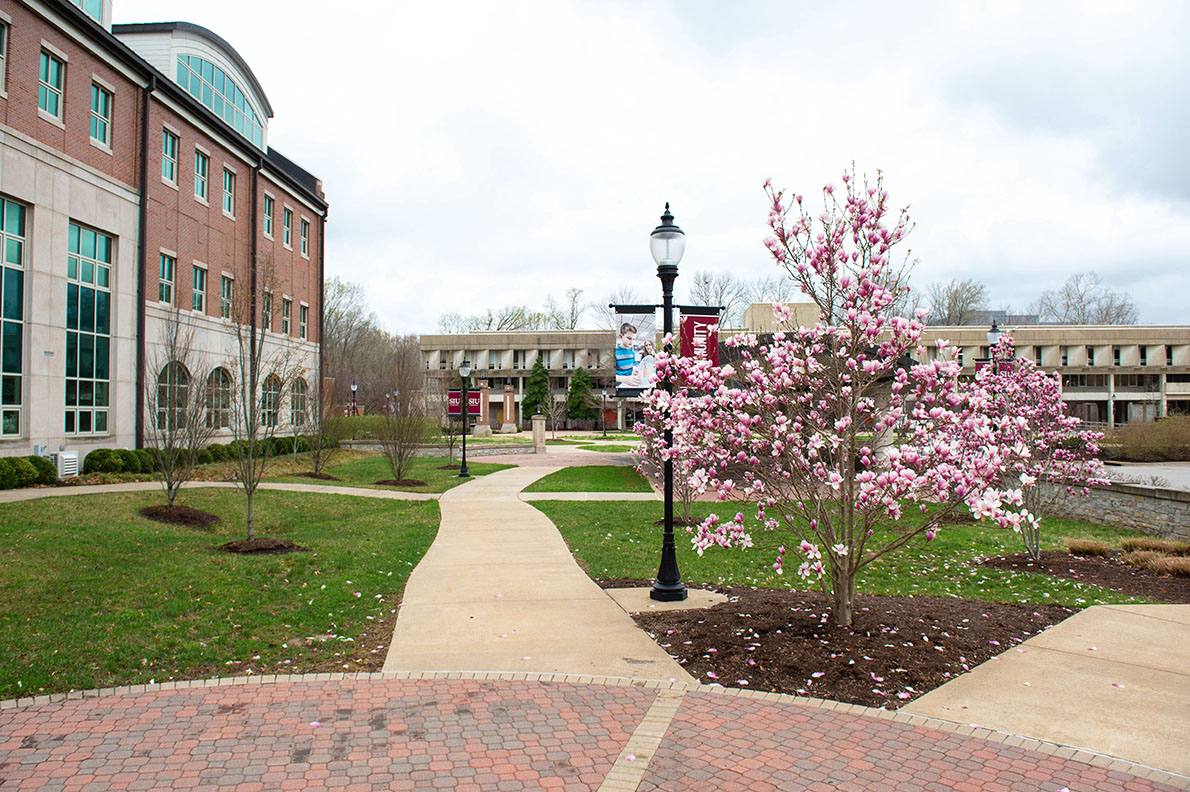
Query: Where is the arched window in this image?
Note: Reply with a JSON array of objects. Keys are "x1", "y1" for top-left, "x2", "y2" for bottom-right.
[
  {"x1": 175, "y1": 55, "x2": 265, "y2": 148},
  {"x1": 261, "y1": 374, "x2": 282, "y2": 427},
  {"x1": 290, "y1": 378, "x2": 307, "y2": 427},
  {"x1": 206, "y1": 367, "x2": 232, "y2": 428},
  {"x1": 156, "y1": 362, "x2": 190, "y2": 431}
]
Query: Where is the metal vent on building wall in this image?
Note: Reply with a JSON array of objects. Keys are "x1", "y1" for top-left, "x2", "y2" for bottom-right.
[{"x1": 52, "y1": 451, "x2": 79, "y2": 478}]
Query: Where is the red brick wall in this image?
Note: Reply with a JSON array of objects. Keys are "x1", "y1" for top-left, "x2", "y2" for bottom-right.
[{"x1": 0, "y1": 0, "x2": 141, "y2": 188}]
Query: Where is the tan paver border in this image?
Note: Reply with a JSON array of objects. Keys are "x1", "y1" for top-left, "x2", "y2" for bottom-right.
[{"x1": 3, "y1": 671, "x2": 1185, "y2": 790}]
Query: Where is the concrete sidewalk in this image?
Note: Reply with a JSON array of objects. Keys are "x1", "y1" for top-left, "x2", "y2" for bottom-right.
[
  {"x1": 904, "y1": 603, "x2": 1190, "y2": 776},
  {"x1": 383, "y1": 466, "x2": 694, "y2": 682}
]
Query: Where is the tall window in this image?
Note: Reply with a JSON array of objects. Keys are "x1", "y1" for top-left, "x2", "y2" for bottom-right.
[
  {"x1": 1113, "y1": 347, "x2": 1121, "y2": 366},
  {"x1": 283, "y1": 209, "x2": 292, "y2": 247},
  {"x1": 263, "y1": 195, "x2": 274, "y2": 236},
  {"x1": 222, "y1": 168, "x2": 235, "y2": 216},
  {"x1": 158, "y1": 254, "x2": 175, "y2": 303},
  {"x1": 38, "y1": 51, "x2": 64, "y2": 119},
  {"x1": 90, "y1": 83, "x2": 112, "y2": 146},
  {"x1": 220, "y1": 275, "x2": 233, "y2": 319},
  {"x1": 161, "y1": 129, "x2": 178, "y2": 184},
  {"x1": 1087, "y1": 346, "x2": 1095, "y2": 366},
  {"x1": 70, "y1": 0, "x2": 102, "y2": 22},
  {"x1": 488, "y1": 350, "x2": 499, "y2": 370},
  {"x1": 562, "y1": 349, "x2": 575, "y2": 369},
  {"x1": 194, "y1": 151, "x2": 209, "y2": 200},
  {"x1": 262, "y1": 291, "x2": 272, "y2": 331},
  {"x1": 300, "y1": 219, "x2": 309, "y2": 256},
  {"x1": 155, "y1": 362, "x2": 189, "y2": 431},
  {"x1": 192, "y1": 266, "x2": 206, "y2": 312},
  {"x1": 261, "y1": 374, "x2": 281, "y2": 427},
  {"x1": 290, "y1": 379, "x2": 307, "y2": 427},
  {"x1": 281, "y1": 298, "x2": 291, "y2": 334},
  {"x1": 0, "y1": 198, "x2": 26, "y2": 436},
  {"x1": 1140, "y1": 347, "x2": 1148, "y2": 366},
  {"x1": 299, "y1": 304, "x2": 308, "y2": 340},
  {"x1": 206, "y1": 367, "x2": 231, "y2": 428},
  {"x1": 66, "y1": 223, "x2": 112, "y2": 435},
  {"x1": 0, "y1": 24, "x2": 8, "y2": 94}
]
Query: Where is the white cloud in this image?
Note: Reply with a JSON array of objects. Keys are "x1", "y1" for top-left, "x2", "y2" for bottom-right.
[{"x1": 114, "y1": 0, "x2": 1190, "y2": 330}]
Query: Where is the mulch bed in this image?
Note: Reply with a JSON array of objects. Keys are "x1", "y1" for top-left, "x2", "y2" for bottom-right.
[
  {"x1": 374, "y1": 479, "x2": 427, "y2": 487},
  {"x1": 294, "y1": 471, "x2": 342, "y2": 481},
  {"x1": 217, "y1": 537, "x2": 309, "y2": 555},
  {"x1": 138, "y1": 505, "x2": 220, "y2": 529},
  {"x1": 438, "y1": 464, "x2": 460, "y2": 470},
  {"x1": 981, "y1": 550, "x2": 1190, "y2": 604},
  {"x1": 598, "y1": 578, "x2": 1071, "y2": 709}
]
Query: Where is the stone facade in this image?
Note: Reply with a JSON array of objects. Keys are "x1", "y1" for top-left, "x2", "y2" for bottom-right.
[{"x1": 1044, "y1": 482, "x2": 1190, "y2": 542}]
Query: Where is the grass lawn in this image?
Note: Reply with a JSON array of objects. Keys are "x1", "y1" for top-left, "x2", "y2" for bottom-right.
[
  {"x1": 564, "y1": 434, "x2": 639, "y2": 442},
  {"x1": 532, "y1": 500, "x2": 1153, "y2": 607},
  {"x1": 269, "y1": 454, "x2": 513, "y2": 493},
  {"x1": 0, "y1": 489, "x2": 439, "y2": 699},
  {"x1": 523, "y1": 465, "x2": 653, "y2": 493},
  {"x1": 577, "y1": 444, "x2": 637, "y2": 453}
]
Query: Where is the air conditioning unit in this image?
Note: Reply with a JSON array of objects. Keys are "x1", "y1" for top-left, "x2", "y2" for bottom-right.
[{"x1": 52, "y1": 451, "x2": 79, "y2": 478}]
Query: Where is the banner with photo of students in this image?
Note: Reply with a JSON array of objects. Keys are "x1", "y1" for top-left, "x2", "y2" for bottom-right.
[{"x1": 611, "y1": 306, "x2": 657, "y2": 397}]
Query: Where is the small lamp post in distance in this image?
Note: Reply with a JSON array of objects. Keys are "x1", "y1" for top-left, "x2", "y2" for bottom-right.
[
  {"x1": 459, "y1": 360, "x2": 471, "y2": 478},
  {"x1": 350, "y1": 380, "x2": 358, "y2": 417},
  {"x1": 649, "y1": 202, "x2": 687, "y2": 602},
  {"x1": 601, "y1": 389, "x2": 607, "y2": 437}
]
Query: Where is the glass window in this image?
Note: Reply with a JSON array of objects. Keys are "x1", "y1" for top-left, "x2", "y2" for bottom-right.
[
  {"x1": 158, "y1": 254, "x2": 175, "y2": 303},
  {"x1": 38, "y1": 51, "x2": 64, "y2": 119},
  {"x1": 70, "y1": 0, "x2": 102, "y2": 22},
  {"x1": 220, "y1": 275, "x2": 233, "y2": 319},
  {"x1": 290, "y1": 379, "x2": 307, "y2": 426},
  {"x1": 262, "y1": 291, "x2": 272, "y2": 332},
  {"x1": 174, "y1": 56, "x2": 264, "y2": 148},
  {"x1": 206, "y1": 367, "x2": 231, "y2": 428},
  {"x1": 90, "y1": 83, "x2": 112, "y2": 146},
  {"x1": 222, "y1": 169, "x2": 235, "y2": 215},
  {"x1": 0, "y1": 197, "x2": 25, "y2": 436},
  {"x1": 281, "y1": 298, "x2": 291, "y2": 334},
  {"x1": 0, "y1": 25, "x2": 9, "y2": 94},
  {"x1": 67, "y1": 221, "x2": 112, "y2": 435},
  {"x1": 155, "y1": 362, "x2": 189, "y2": 431},
  {"x1": 488, "y1": 350, "x2": 498, "y2": 370},
  {"x1": 263, "y1": 195, "x2": 273, "y2": 237},
  {"x1": 161, "y1": 130, "x2": 178, "y2": 184},
  {"x1": 299, "y1": 304, "x2": 308, "y2": 340},
  {"x1": 261, "y1": 374, "x2": 281, "y2": 427},
  {"x1": 194, "y1": 151, "x2": 209, "y2": 200},
  {"x1": 283, "y1": 209, "x2": 292, "y2": 247},
  {"x1": 300, "y1": 219, "x2": 309, "y2": 256},
  {"x1": 192, "y1": 266, "x2": 206, "y2": 313}
]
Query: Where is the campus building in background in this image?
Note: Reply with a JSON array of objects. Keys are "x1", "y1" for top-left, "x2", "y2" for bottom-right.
[
  {"x1": 422, "y1": 307, "x2": 1190, "y2": 431},
  {"x1": 0, "y1": 0, "x2": 326, "y2": 457}
]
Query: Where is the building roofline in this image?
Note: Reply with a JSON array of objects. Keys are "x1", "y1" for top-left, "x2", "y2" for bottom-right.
[{"x1": 111, "y1": 21, "x2": 274, "y2": 117}]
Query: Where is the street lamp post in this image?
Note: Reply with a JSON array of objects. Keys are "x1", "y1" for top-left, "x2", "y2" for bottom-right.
[
  {"x1": 459, "y1": 360, "x2": 471, "y2": 478},
  {"x1": 350, "y1": 380, "x2": 358, "y2": 417},
  {"x1": 650, "y1": 203, "x2": 688, "y2": 602}
]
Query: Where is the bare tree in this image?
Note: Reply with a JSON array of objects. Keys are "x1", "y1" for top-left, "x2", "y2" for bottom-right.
[
  {"x1": 688, "y1": 271, "x2": 749, "y2": 327},
  {"x1": 1031, "y1": 271, "x2": 1139, "y2": 324},
  {"x1": 308, "y1": 373, "x2": 344, "y2": 475},
  {"x1": 144, "y1": 306, "x2": 217, "y2": 508},
  {"x1": 540, "y1": 390, "x2": 567, "y2": 439},
  {"x1": 926, "y1": 278, "x2": 988, "y2": 325},
  {"x1": 226, "y1": 260, "x2": 304, "y2": 541},
  {"x1": 745, "y1": 275, "x2": 799, "y2": 306},
  {"x1": 591, "y1": 285, "x2": 648, "y2": 331},
  {"x1": 885, "y1": 283, "x2": 924, "y2": 320},
  {"x1": 437, "y1": 305, "x2": 543, "y2": 333},
  {"x1": 544, "y1": 287, "x2": 586, "y2": 329},
  {"x1": 374, "y1": 335, "x2": 430, "y2": 483},
  {"x1": 323, "y1": 277, "x2": 378, "y2": 399}
]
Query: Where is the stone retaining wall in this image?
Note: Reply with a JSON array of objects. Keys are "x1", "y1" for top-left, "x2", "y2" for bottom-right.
[{"x1": 1044, "y1": 482, "x2": 1190, "y2": 541}]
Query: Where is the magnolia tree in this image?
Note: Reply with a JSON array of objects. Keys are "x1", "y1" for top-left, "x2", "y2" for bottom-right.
[
  {"x1": 970, "y1": 335, "x2": 1108, "y2": 559},
  {"x1": 633, "y1": 386, "x2": 716, "y2": 523},
  {"x1": 656, "y1": 170, "x2": 1021, "y2": 627}
]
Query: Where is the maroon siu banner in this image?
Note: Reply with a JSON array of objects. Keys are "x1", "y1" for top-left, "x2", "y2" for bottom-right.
[
  {"x1": 447, "y1": 390, "x2": 482, "y2": 415},
  {"x1": 680, "y1": 313, "x2": 719, "y2": 366}
]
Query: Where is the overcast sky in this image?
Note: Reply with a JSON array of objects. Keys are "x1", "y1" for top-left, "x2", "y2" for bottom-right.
[{"x1": 113, "y1": 0, "x2": 1189, "y2": 332}]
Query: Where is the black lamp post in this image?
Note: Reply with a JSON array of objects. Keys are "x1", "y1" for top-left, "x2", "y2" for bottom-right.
[
  {"x1": 601, "y1": 389, "x2": 608, "y2": 437},
  {"x1": 650, "y1": 203, "x2": 688, "y2": 602},
  {"x1": 350, "y1": 380, "x2": 358, "y2": 417},
  {"x1": 459, "y1": 360, "x2": 471, "y2": 478}
]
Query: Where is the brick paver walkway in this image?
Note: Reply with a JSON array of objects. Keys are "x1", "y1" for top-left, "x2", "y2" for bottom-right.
[{"x1": 1, "y1": 674, "x2": 1184, "y2": 791}]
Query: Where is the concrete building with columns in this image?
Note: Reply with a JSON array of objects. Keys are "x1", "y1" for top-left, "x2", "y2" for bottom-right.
[
  {"x1": 421, "y1": 307, "x2": 1190, "y2": 431},
  {"x1": 0, "y1": 0, "x2": 326, "y2": 458}
]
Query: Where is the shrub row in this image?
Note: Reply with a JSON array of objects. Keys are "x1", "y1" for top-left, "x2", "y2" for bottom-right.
[
  {"x1": 0, "y1": 455, "x2": 58, "y2": 489},
  {"x1": 80, "y1": 435, "x2": 341, "y2": 475},
  {"x1": 1105, "y1": 416, "x2": 1190, "y2": 462}
]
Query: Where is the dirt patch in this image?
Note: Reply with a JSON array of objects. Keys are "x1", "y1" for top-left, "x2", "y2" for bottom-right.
[
  {"x1": 294, "y1": 471, "x2": 342, "y2": 481},
  {"x1": 981, "y1": 550, "x2": 1190, "y2": 604},
  {"x1": 437, "y1": 464, "x2": 460, "y2": 470},
  {"x1": 374, "y1": 479, "x2": 427, "y2": 487},
  {"x1": 597, "y1": 579, "x2": 1072, "y2": 709},
  {"x1": 217, "y1": 537, "x2": 309, "y2": 555},
  {"x1": 138, "y1": 505, "x2": 220, "y2": 529}
]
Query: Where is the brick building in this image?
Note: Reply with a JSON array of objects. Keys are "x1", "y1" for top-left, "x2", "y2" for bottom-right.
[{"x1": 0, "y1": 0, "x2": 326, "y2": 457}]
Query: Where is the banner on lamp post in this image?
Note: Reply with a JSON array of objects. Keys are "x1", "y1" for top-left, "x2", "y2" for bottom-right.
[
  {"x1": 611, "y1": 305, "x2": 658, "y2": 398},
  {"x1": 679, "y1": 310, "x2": 719, "y2": 367},
  {"x1": 447, "y1": 390, "x2": 481, "y2": 416}
]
